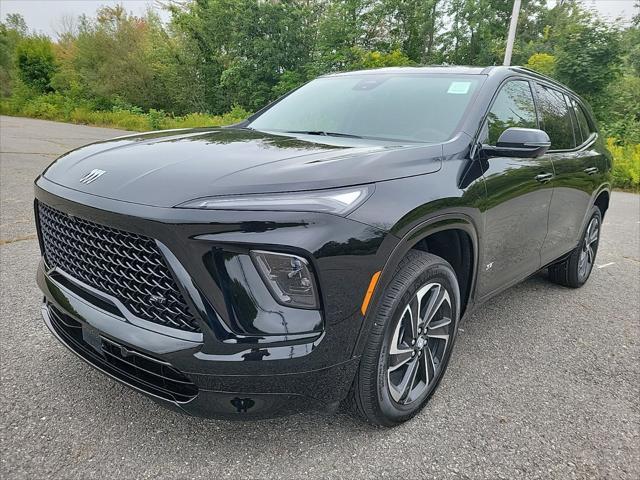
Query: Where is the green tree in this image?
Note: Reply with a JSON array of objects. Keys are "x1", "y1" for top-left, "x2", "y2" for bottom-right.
[
  {"x1": 173, "y1": 0, "x2": 317, "y2": 112},
  {"x1": 0, "y1": 14, "x2": 28, "y2": 96},
  {"x1": 554, "y1": 16, "x2": 622, "y2": 102},
  {"x1": 622, "y1": 10, "x2": 640, "y2": 75},
  {"x1": 66, "y1": 6, "x2": 175, "y2": 110},
  {"x1": 313, "y1": 0, "x2": 375, "y2": 72},
  {"x1": 4, "y1": 13, "x2": 27, "y2": 35},
  {"x1": 14, "y1": 35, "x2": 57, "y2": 92},
  {"x1": 441, "y1": 0, "x2": 546, "y2": 66},
  {"x1": 371, "y1": 0, "x2": 441, "y2": 63},
  {"x1": 599, "y1": 10, "x2": 640, "y2": 144}
]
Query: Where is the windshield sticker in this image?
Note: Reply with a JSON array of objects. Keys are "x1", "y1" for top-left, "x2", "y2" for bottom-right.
[{"x1": 447, "y1": 81, "x2": 471, "y2": 94}]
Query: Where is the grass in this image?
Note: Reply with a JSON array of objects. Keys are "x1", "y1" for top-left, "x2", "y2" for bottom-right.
[{"x1": 0, "y1": 92, "x2": 249, "y2": 132}]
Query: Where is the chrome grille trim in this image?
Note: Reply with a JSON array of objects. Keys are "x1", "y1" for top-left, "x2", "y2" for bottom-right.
[{"x1": 37, "y1": 202, "x2": 200, "y2": 332}]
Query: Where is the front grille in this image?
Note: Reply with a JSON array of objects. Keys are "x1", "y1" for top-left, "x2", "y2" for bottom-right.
[
  {"x1": 37, "y1": 202, "x2": 200, "y2": 332},
  {"x1": 47, "y1": 304, "x2": 198, "y2": 403}
]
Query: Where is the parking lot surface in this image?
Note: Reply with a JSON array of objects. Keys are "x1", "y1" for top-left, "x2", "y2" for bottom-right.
[{"x1": 1, "y1": 115, "x2": 639, "y2": 479}]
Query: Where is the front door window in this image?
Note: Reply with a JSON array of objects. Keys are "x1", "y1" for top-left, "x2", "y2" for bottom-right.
[{"x1": 486, "y1": 80, "x2": 537, "y2": 145}]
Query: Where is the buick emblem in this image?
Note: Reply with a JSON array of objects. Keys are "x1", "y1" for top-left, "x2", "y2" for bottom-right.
[{"x1": 79, "y1": 169, "x2": 106, "y2": 184}]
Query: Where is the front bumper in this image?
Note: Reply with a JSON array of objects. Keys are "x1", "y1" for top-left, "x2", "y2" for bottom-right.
[
  {"x1": 39, "y1": 265, "x2": 356, "y2": 418},
  {"x1": 35, "y1": 178, "x2": 397, "y2": 418}
]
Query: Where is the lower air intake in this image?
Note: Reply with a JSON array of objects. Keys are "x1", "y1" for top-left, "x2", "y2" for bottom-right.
[{"x1": 47, "y1": 304, "x2": 198, "y2": 403}]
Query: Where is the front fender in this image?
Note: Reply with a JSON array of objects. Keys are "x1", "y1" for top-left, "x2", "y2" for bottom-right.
[{"x1": 349, "y1": 213, "x2": 480, "y2": 359}]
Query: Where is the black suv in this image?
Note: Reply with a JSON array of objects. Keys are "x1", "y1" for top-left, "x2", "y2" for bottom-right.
[{"x1": 35, "y1": 66, "x2": 611, "y2": 426}]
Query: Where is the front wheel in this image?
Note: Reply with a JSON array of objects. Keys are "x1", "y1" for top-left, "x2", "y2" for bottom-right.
[
  {"x1": 548, "y1": 206, "x2": 602, "y2": 288},
  {"x1": 349, "y1": 251, "x2": 460, "y2": 427}
]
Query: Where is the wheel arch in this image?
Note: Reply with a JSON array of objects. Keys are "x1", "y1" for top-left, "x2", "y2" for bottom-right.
[
  {"x1": 593, "y1": 188, "x2": 610, "y2": 219},
  {"x1": 352, "y1": 213, "x2": 480, "y2": 357},
  {"x1": 574, "y1": 186, "x2": 610, "y2": 246}
]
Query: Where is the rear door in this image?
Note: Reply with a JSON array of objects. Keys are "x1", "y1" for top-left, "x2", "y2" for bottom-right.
[
  {"x1": 534, "y1": 83, "x2": 602, "y2": 264},
  {"x1": 476, "y1": 78, "x2": 554, "y2": 298}
]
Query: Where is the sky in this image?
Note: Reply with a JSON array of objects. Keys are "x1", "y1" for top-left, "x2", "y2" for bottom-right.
[
  {"x1": 0, "y1": 0, "x2": 637, "y2": 38},
  {"x1": 0, "y1": 0, "x2": 170, "y2": 37},
  {"x1": 582, "y1": 0, "x2": 638, "y2": 24}
]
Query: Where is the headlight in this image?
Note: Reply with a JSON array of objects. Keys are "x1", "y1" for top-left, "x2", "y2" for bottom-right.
[
  {"x1": 251, "y1": 250, "x2": 319, "y2": 309},
  {"x1": 175, "y1": 185, "x2": 372, "y2": 216}
]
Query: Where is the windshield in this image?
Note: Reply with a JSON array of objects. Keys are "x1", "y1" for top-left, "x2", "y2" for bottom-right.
[{"x1": 248, "y1": 74, "x2": 482, "y2": 143}]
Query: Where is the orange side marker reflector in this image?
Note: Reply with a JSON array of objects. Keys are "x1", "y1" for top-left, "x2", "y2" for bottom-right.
[{"x1": 361, "y1": 271, "x2": 381, "y2": 316}]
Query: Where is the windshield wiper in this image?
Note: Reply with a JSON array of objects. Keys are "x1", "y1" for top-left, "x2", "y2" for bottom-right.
[{"x1": 284, "y1": 130, "x2": 363, "y2": 139}]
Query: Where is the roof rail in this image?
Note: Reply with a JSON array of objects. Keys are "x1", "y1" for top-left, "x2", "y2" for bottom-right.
[{"x1": 511, "y1": 66, "x2": 576, "y2": 90}]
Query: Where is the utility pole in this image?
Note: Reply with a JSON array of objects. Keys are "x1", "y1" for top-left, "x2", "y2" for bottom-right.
[{"x1": 503, "y1": 0, "x2": 522, "y2": 66}]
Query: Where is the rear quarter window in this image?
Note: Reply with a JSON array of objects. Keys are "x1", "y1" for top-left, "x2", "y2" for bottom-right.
[{"x1": 570, "y1": 98, "x2": 594, "y2": 145}]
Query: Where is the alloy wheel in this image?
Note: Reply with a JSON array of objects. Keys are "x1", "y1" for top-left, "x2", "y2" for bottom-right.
[
  {"x1": 387, "y1": 282, "x2": 453, "y2": 405},
  {"x1": 578, "y1": 216, "x2": 599, "y2": 280}
]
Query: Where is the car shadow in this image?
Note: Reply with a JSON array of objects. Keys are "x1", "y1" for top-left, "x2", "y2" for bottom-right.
[{"x1": 46, "y1": 268, "x2": 569, "y2": 448}]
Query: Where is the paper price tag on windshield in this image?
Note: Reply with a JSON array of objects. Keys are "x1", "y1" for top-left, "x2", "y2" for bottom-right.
[{"x1": 447, "y1": 81, "x2": 471, "y2": 94}]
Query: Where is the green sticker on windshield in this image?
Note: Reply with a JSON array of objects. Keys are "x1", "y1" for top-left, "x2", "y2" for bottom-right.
[{"x1": 447, "y1": 81, "x2": 471, "y2": 94}]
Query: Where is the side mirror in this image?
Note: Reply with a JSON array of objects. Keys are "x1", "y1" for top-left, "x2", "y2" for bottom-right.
[{"x1": 482, "y1": 127, "x2": 551, "y2": 158}]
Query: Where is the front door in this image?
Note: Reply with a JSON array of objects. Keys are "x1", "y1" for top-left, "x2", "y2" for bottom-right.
[{"x1": 476, "y1": 79, "x2": 554, "y2": 298}]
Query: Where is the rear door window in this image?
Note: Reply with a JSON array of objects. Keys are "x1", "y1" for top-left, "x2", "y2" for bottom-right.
[
  {"x1": 534, "y1": 84, "x2": 576, "y2": 150},
  {"x1": 486, "y1": 80, "x2": 537, "y2": 145}
]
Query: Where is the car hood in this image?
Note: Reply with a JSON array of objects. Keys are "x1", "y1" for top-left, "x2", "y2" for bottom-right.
[{"x1": 42, "y1": 127, "x2": 443, "y2": 207}]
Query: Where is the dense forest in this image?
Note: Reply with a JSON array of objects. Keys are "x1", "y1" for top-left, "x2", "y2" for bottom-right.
[{"x1": 0, "y1": 0, "x2": 638, "y2": 187}]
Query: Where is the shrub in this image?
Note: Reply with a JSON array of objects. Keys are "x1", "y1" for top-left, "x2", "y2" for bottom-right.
[
  {"x1": 157, "y1": 106, "x2": 250, "y2": 130},
  {"x1": 608, "y1": 138, "x2": 640, "y2": 191},
  {"x1": 21, "y1": 96, "x2": 60, "y2": 119},
  {"x1": 69, "y1": 107, "x2": 150, "y2": 131},
  {"x1": 111, "y1": 97, "x2": 144, "y2": 115},
  {"x1": 1, "y1": 89, "x2": 250, "y2": 132},
  {"x1": 147, "y1": 108, "x2": 166, "y2": 130},
  {"x1": 604, "y1": 118, "x2": 640, "y2": 146}
]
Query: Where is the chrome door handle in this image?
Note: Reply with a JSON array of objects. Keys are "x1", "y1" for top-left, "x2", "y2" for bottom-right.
[
  {"x1": 584, "y1": 167, "x2": 599, "y2": 175},
  {"x1": 535, "y1": 173, "x2": 553, "y2": 183}
]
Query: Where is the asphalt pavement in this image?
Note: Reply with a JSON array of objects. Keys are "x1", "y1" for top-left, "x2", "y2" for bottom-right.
[{"x1": 1, "y1": 115, "x2": 639, "y2": 479}]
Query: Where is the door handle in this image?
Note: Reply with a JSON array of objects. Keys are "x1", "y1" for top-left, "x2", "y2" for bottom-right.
[
  {"x1": 584, "y1": 167, "x2": 599, "y2": 175},
  {"x1": 535, "y1": 173, "x2": 553, "y2": 183}
]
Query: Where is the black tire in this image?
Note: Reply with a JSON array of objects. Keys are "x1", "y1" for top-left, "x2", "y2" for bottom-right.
[
  {"x1": 548, "y1": 206, "x2": 602, "y2": 288},
  {"x1": 349, "y1": 250, "x2": 460, "y2": 427}
]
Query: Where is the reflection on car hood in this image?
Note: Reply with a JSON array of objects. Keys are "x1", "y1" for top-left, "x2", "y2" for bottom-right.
[{"x1": 43, "y1": 127, "x2": 443, "y2": 207}]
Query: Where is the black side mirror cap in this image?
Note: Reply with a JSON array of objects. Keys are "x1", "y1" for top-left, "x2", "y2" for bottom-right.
[{"x1": 482, "y1": 127, "x2": 551, "y2": 159}]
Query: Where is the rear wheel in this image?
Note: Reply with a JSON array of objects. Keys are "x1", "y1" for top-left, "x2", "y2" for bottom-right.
[
  {"x1": 548, "y1": 206, "x2": 602, "y2": 288},
  {"x1": 349, "y1": 251, "x2": 460, "y2": 426}
]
